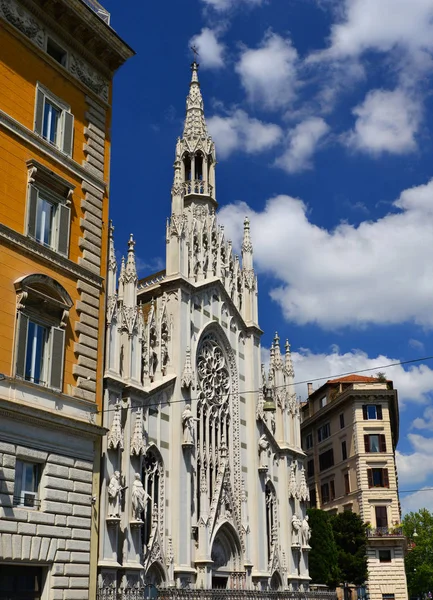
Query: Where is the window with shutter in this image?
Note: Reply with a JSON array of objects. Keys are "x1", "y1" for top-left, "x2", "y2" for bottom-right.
[
  {"x1": 362, "y1": 405, "x2": 368, "y2": 420},
  {"x1": 380, "y1": 434, "x2": 387, "y2": 453},
  {"x1": 376, "y1": 405, "x2": 383, "y2": 420},
  {"x1": 26, "y1": 161, "x2": 74, "y2": 257},
  {"x1": 34, "y1": 83, "x2": 73, "y2": 156},
  {"x1": 342, "y1": 440, "x2": 347, "y2": 460},
  {"x1": 367, "y1": 469, "x2": 373, "y2": 488},
  {"x1": 383, "y1": 468, "x2": 389, "y2": 488},
  {"x1": 364, "y1": 435, "x2": 370, "y2": 452},
  {"x1": 14, "y1": 275, "x2": 72, "y2": 393}
]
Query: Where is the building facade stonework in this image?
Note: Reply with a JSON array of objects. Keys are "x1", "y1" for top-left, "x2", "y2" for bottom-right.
[
  {"x1": 301, "y1": 376, "x2": 408, "y2": 600},
  {"x1": 98, "y1": 63, "x2": 310, "y2": 593}
]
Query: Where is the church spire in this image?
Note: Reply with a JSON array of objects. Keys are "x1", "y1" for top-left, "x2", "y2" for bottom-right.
[{"x1": 183, "y1": 61, "x2": 208, "y2": 141}]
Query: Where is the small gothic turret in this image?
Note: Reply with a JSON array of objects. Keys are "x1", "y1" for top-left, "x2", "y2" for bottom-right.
[
  {"x1": 241, "y1": 216, "x2": 254, "y2": 271},
  {"x1": 121, "y1": 234, "x2": 138, "y2": 307},
  {"x1": 107, "y1": 221, "x2": 117, "y2": 298}
]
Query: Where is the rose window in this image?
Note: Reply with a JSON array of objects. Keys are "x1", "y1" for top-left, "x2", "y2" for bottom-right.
[{"x1": 197, "y1": 337, "x2": 230, "y2": 405}]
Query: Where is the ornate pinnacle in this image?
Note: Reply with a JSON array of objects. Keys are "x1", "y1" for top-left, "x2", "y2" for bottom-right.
[
  {"x1": 183, "y1": 61, "x2": 208, "y2": 140},
  {"x1": 242, "y1": 216, "x2": 253, "y2": 254},
  {"x1": 125, "y1": 234, "x2": 137, "y2": 279},
  {"x1": 107, "y1": 401, "x2": 123, "y2": 450},
  {"x1": 285, "y1": 339, "x2": 295, "y2": 378}
]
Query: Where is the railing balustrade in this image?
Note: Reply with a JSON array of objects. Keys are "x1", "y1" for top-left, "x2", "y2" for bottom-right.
[
  {"x1": 184, "y1": 181, "x2": 213, "y2": 196},
  {"x1": 367, "y1": 526, "x2": 403, "y2": 537},
  {"x1": 97, "y1": 588, "x2": 337, "y2": 600}
]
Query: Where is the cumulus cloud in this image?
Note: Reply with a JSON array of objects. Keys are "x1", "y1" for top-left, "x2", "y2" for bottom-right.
[
  {"x1": 412, "y1": 406, "x2": 433, "y2": 430},
  {"x1": 236, "y1": 32, "x2": 298, "y2": 110},
  {"x1": 201, "y1": 0, "x2": 264, "y2": 10},
  {"x1": 207, "y1": 110, "x2": 282, "y2": 159},
  {"x1": 317, "y1": 0, "x2": 433, "y2": 64},
  {"x1": 276, "y1": 117, "x2": 329, "y2": 173},
  {"x1": 346, "y1": 88, "x2": 422, "y2": 155},
  {"x1": 287, "y1": 346, "x2": 433, "y2": 405},
  {"x1": 219, "y1": 178, "x2": 433, "y2": 328},
  {"x1": 396, "y1": 436, "x2": 433, "y2": 486},
  {"x1": 401, "y1": 488, "x2": 433, "y2": 515},
  {"x1": 189, "y1": 28, "x2": 225, "y2": 69}
]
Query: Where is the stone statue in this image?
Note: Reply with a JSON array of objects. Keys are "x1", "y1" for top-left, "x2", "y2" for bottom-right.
[
  {"x1": 131, "y1": 473, "x2": 150, "y2": 521},
  {"x1": 291, "y1": 514, "x2": 302, "y2": 545},
  {"x1": 301, "y1": 515, "x2": 311, "y2": 546},
  {"x1": 108, "y1": 471, "x2": 122, "y2": 518},
  {"x1": 182, "y1": 404, "x2": 198, "y2": 444},
  {"x1": 288, "y1": 462, "x2": 297, "y2": 499},
  {"x1": 258, "y1": 434, "x2": 269, "y2": 468}
]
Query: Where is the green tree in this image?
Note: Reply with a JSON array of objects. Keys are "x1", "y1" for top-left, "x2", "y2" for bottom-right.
[
  {"x1": 402, "y1": 508, "x2": 433, "y2": 598},
  {"x1": 331, "y1": 512, "x2": 368, "y2": 585},
  {"x1": 308, "y1": 508, "x2": 340, "y2": 588}
]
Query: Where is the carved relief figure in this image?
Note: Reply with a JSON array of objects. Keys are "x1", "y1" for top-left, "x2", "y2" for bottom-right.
[
  {"x1": 108, "y1": 471, "x2": 122, "y2": 518},
  {"x1": 301, "y1": 515, "x2": 311, "y2": 547},
  {"x1": 291, "y1": 514, "x2": 302, "y2": 545},
  {"x1": 182, "y1": 404, "x2": 198, "y2": 444},
  {"x1": 258, "y1": 434, "x2": 269, "y2": 468},
  {"x1": 161, "y1": 321, "x2": 169, "y2": 374},
  {"x1": 148, "y1": 326, "x2": 158, "y2": 380},
  {"x1": 131, "y1": 473, "x2": 150, "y2": 521}
]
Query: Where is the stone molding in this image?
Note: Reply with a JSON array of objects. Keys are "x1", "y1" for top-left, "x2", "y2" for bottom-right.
[
  {"x1": 0, "y1": 0, "x2": 110, "y2": 101},
  {"x1": 0, "y1": 223, "x2": 102, "y2": 288},
  {"x1": 0, "y1": 109, "x2": 106, "y2": 192}
]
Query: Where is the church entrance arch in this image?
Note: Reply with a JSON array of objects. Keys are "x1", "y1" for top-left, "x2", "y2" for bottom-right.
[
  {"x1": 210, "y1": 523, "x2": 243, "y2": 589},
  {"x1": 145, "y1": 561, "x2": 166, "y2": 586}
]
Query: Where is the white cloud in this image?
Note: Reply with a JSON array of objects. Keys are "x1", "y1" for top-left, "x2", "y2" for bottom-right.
[
  {"x1": 412, "y1": 406, "x2": 433, "y2": 430},
  {"x1": 346, "y1": 88, "x2": 422, "y2": 155},
  {"x1": 287, "y1": 346, "x2": 433, "y2": 405},
  {"x1": 219, "y1": 178, "x2": 433, "y2": 328},
  {"x1": 396, "y1": 447, "x2": 433, "y2": 486},
  {"x1": 189, "y1": 28, "x2": 225, "y2": 69},
  {"x1": 318, "y1": 0, "x2": 433, "y2": 63},
  {"x1": 236, "y1": 32, "x2": 298, "y2": 110},
  {"x1": 401, "y1": 488, "x2": 433, "y2": 514},
  {"x1": 201, "y1": 0, "x2": 264, "y2": 10},
  {"x1": 276, "y1": 117, "x2": 329, "y2": 173},
  {"x1": 409, "y1": 339, "x2": 425, "y2": 353},
  {"x1": 207, "y1": 109, "x2": 282, "y2": 159}
]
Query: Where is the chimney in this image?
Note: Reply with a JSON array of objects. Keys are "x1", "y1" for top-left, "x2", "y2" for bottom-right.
[{"x1": 307, "y1": 383, "x2": 313, "y2": 397}]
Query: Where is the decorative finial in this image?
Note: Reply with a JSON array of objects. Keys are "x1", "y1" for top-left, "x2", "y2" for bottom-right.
[{"x1": 191, "y1": 45, "x2": 200, "y2": 63}]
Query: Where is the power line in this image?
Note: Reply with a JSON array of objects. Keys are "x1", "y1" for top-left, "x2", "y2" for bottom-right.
[{"x1": 100, "y1": 354, "x2": 433, "y2": 414}]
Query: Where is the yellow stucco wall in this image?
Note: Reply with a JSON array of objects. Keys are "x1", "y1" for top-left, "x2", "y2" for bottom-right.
[{"x1": 0, "y1": 24, "x2": 111, "y2": 411}]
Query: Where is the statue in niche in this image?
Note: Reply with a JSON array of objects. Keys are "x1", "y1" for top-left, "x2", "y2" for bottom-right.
[
  {"x1": 108, "y1": 471, "x2": 122, "y2": 518},
  {"x1": 148, "y1": 326, "x2": 157, "y2": 380},
  {"x1": 301, "y1": 515, "x2": 311, "y2": 546},
  {"x1": 161, "y1": 322, "x2": 169, "y2": 373},
  {"x1": 131, "y1": 473, "x2": 151, "y2": 521},
  {"x1": 288, "y1": 462, "x2": 297, "y2": 499},
  {"x1": 291, "y1": 514, "x2": 302, "y2": 545},
  {"x1": 258, "y1": 434, "x2": 269, "y2": 468},
  {"x1": 119, "y1": 345, "x2": 124, "y2": 377},
  {"x1": 270, "y1": 411, "x2": 276, "y2": 435},
  {"x1": 182, "y1": 404, "x2": 198, "y2": 445}
]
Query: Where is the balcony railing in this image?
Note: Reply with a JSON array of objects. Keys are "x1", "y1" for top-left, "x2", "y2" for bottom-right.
[
  {"x1": 184, "y1": 180, "x2": 213, "y2": 196},
  {"x1": 97, "y1": 589, "x2": 337, "y2": 600},
  {"x1": 367, "y1": 527, "x2": 403, "y2": 537},
  {"x1": 82, "y1": 0, "x2": 111, "y2": 25}
]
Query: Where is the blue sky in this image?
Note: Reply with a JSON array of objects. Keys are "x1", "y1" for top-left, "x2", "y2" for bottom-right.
[{"x1": 102, "y1": 0, "x2": 433, "y2": 514}]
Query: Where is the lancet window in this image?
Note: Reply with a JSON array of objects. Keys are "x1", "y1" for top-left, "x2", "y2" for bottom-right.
[
  {"x1": 142, "y1": 447, "x2": 164, "y2": 546},
  {"x1": 265, "y1": 482, "x2": 277, "y2": 564},
  {"x1": 196, "y1": 332, "x2": 231, "y2": 516}
]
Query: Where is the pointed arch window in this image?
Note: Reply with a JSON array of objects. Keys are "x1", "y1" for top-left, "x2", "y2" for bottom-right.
[
  {"x1": 196, "y1": 330, "x2": 231, "y2": 517},
  {"x1": 265, "y1": 482, "x2": 277, "y2": 564},
  {"x1": 142, "y1": 446, "x2": 164, "y2": 546}
]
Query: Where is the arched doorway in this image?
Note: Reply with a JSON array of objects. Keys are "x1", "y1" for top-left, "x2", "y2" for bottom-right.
[
  {"x1": 211, "y1": 523, "x2": 243, "y2": 589},
  {"x1": 146, "y1": 562, "x2": 166, "y2": 587},
  {"x1": 270, "y1": 571, "x2": 283, "y2": 590}
]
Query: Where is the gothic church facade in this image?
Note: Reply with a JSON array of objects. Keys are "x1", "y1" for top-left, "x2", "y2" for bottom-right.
[{"x1": 98, "y1": 63, "x2": 310, "y2": 593}]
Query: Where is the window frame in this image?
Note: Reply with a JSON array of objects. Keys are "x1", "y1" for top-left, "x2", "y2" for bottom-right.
[
  {"x1": 46, "y1": 36, "x2": 68, "y2": 67},
  {"x1": 340, "y1": 412, "x2": 345, "y2": 429},
  {"x1": 14, "y1": 274, "x2": 72, "y2": 392},
  {"x1": 341, "y1": 440, "x2": 348, "y2": 461},
  {"x1": 13, "y1": 460, "x2": 41, "y2": 510},
  {"x1": 317, "y1": 422, "x2": 331, "y2": 443},
  {"x1": 364, "y1": 433, "x2": 387, "y2": 453},
  {"x1": 379, "y1": 550, "x2": 392, "y2": 563},
  {"x1": 319, "y1": 448, "x2": 334, "y2": 472},
  {"x1": 367, "y1": 467, "x2": 389, "y2": 488},
  {"x1": 305, "y1": 433, "x2": 313, "y2": 450},
  {"x1": 34, "y1": 83, "x2": 74, "y2": 156},
  {"x1": 363, "y1": 404, "x2": 383, "y2": 420},
  {"x1": 344, "y1": 472, "x2": 350, "y2": 494},
  {"x1": 26, "y1": 160, "x2": 73, "y2": 257}
]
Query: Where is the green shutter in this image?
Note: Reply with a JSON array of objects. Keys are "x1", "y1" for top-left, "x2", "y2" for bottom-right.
[
  {"x1": 15, "y1": 313, "x2": 29, "y2": 379},
  {"x1": 57, "y1": 203, "x2": 70, "y2": 256},
  {"x1": 62, "y1": 112, "x2": 74, "y2": 156},
  {"x1": 34, "y1": 88, "x2": 45, "y2": 135},
  {"x1": 27, "y1": 185, "x2": 38, "y2": 238},
  {"x1": 49, "y1": 327, "x2": 65, "y2": 390}
]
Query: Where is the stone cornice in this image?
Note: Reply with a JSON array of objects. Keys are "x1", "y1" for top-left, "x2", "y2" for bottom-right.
[
  {"x1": 0, "y1": 109, "x2": 106, "y2": 192},
  {"x1": 20, "y1": 0, "x2": 134, "y2": 75},
  {"x1": 0, "y1": 223, "x2": 103, "y2": 288},
  {"x1": 0, "y1": 395, "x2": 106, "y2": 438}
]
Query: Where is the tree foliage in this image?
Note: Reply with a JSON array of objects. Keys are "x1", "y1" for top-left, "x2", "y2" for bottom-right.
[
  {"x1": 308, "y1": 508, "x2": 340, "y2": 588},
  {"x1": 331, "y1": 511, "x2": 368, "y2": 585},
  {"x1": 402, "y1": 508, "x2": 433, "y2": 598}
]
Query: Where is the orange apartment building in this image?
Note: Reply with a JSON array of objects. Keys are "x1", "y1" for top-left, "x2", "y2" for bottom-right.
[
  {"x1": 0, "y1": 0, "x2": 133, "y2": 597},
  {"x1": 301, "y1": 375, "x2": 408, "y2": 600}
]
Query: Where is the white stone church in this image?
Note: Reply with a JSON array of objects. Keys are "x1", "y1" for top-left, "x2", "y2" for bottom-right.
[{"x1": 98, "y1": 62, "x2": 311, "y2": 594}]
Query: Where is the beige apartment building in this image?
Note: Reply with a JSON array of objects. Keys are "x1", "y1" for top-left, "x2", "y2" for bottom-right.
[{"x1": 300, "y1": 375, "x2": 408, "y2": 600}]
